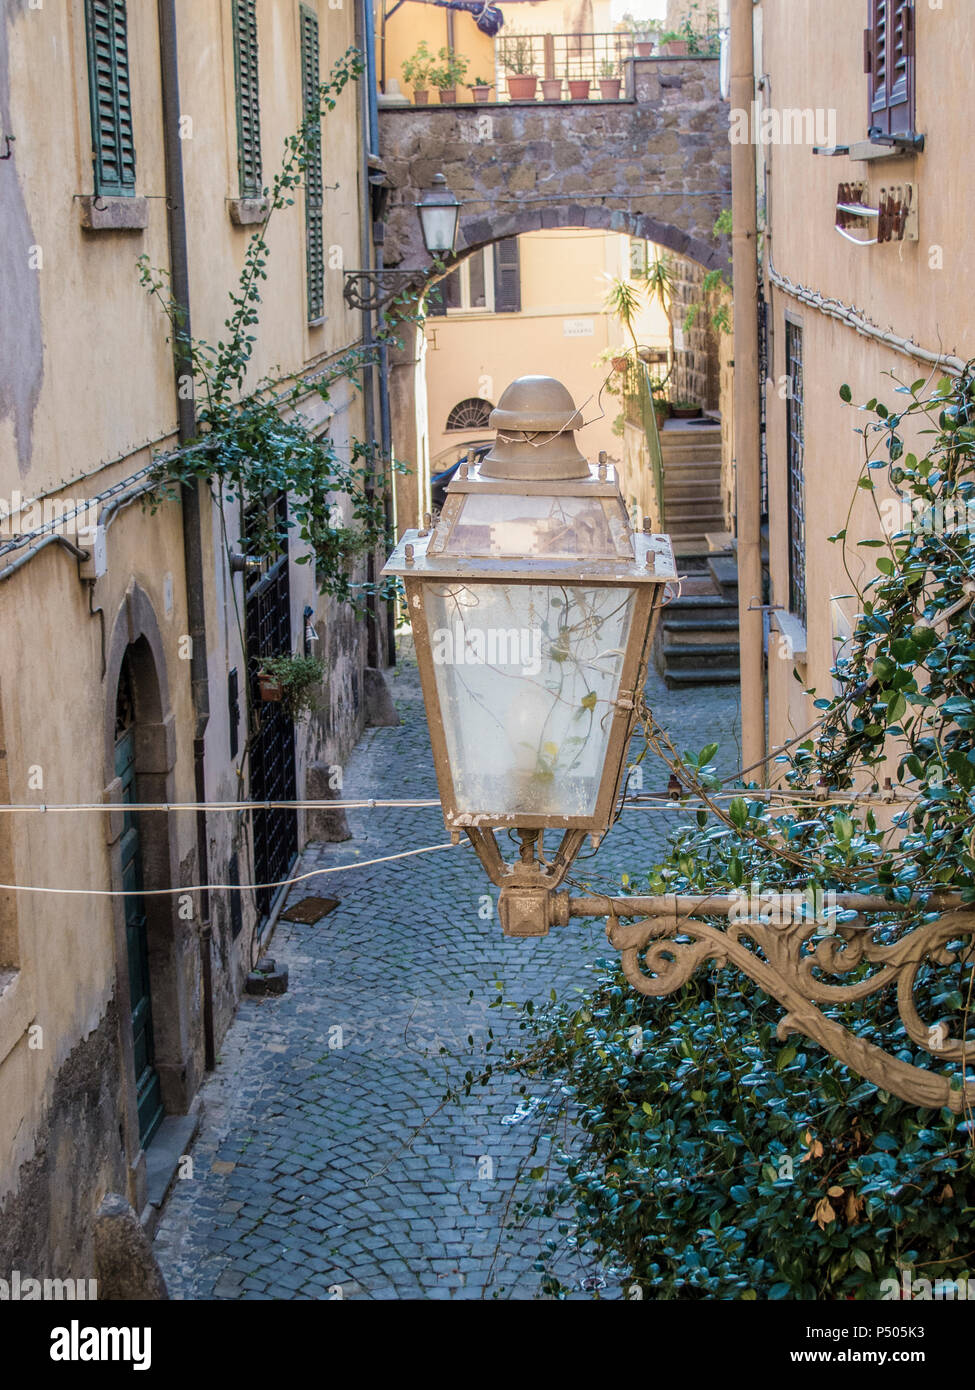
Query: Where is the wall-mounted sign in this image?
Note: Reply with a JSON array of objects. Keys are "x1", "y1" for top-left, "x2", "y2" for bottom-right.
[{"x1": 562, "y1": 318, "x2": 595, "y2": 337}]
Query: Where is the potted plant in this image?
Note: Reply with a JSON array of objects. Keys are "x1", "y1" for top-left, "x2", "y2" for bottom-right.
[
  {"x1": 402, "y1": 41, "x2": 434, "y2": 103},
  {"x1": 567, "y1": 75, "x2": 591, "y2": 99},
  {"x1": 504, "y1": 34, "x2": 537, "y2": 99},
  {"x1": 670, "y1": 399, "x2": 702, "y2": 419},
  {"x1": 468, "y1": 76, "x2": 493, "y2": 102},
  {"x1": 659, "y1": 28, "x2": 690, "y2": 56},
  {"x1": 256, "y1": 653, "x2": 326, "y2": 720},
  {"x1": 634, "y1": 30, "x2": 656, "y2": 58},
  {"x1": 540, "y1": 76, "x2": 564, "y2": 100},
  {"x1": 429, "y1": 46, "x2": 468, "y2": 103},
  {"x1": 598, "y1": 59, "x2": 622, "y2": 99}
]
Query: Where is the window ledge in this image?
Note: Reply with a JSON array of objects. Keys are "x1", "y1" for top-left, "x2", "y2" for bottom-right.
[
  {"x1": 770, "y1": 609, "x2": 808, "y2": 661},
  {"x1": 848, "y1": 137, "x2": 924, "y2": 162},
  {"x1": 78, "y1": 195, "x2": 149, "y2": 231},
  {"x1": 307, "y1": 316, "x2": 327, "y2": 328},
  {"x1": 228, "y1": 197, "x2": 269, "y2": 227}
]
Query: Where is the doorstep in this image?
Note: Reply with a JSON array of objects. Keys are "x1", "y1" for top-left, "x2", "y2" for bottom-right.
[{"x1": 141, "y1": 1095, "x2": 204, "y2": 1236}]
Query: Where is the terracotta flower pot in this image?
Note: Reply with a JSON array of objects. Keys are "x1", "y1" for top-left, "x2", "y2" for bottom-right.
[
  {"x1": 599, "y1": 77, "x2": 622, "y2": 99},
  {"x1": 671, "y1": 403, "x2": 702, "y2": 419},
  {"x1": 567, "y1": 78, "x2": 591, "y2": 100},
  {"x1": 612, "y1": 356, "x2": 629, "y2": 374},
  {"x1": 257, "y1": 672, "x2": 283, "y2": 702},
  {"x1": 413, "y1": 88, "x2": 429, "y2": 105},
  {"x1": 661, "y1": 40, "x2": 690, "y2": 56},
  {"x1": 635, "y1": 41, "x2": 655, "y2": 57},
  {"x1": 507, "y1": 74, "x2": 538, "y2": 100},
  {"x1": 540, "y1": 77, "x2": 564, "y2": 100},
  {"x1": 437, "y1": 87, "x2": 456, "y2": 104},
  {"x1": 469, "y1": 84, "x2": 491, "y2": 102}
]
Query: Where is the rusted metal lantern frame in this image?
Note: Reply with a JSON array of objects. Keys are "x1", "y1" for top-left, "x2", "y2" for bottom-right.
[{"x1": 383, "y1": 377, "x2": 675, "y2": 935}]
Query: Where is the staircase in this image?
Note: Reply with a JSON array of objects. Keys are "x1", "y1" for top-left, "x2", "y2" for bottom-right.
[{"x1": 656, "y1": 419, "x2": 741, "y2": 688}]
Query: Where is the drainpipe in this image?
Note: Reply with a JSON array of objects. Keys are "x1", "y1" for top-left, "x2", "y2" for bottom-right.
[
  {"x1": 157, "y1": 0, "x2": 215, "y2": 1070},
  {"x1": 730, "y1": 0, "x2": 766, "y2": 781},
  {"x1": 360, "y1": 0, "x2": 397, "y2": 668},
  {"x1": 356, "y1": 0, "x2": 380, "y2": 669}
]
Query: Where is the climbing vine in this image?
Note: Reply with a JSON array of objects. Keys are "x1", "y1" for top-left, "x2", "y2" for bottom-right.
[{"x1": 138, "y1": 45, "x2": 417, "y2": 609}]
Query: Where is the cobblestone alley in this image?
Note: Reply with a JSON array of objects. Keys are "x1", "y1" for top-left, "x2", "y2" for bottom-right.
[{"x1": 153, "y1": 655, "x2": 741, "y2": 1299}]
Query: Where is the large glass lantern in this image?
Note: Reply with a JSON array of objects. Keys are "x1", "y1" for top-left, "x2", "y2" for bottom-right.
[
  {"x1": 382, "y1": 376, "x2": 675, "y2": 934},
  {"x1": 415, "y1": 174, "x2": 461, "y2": 257}
]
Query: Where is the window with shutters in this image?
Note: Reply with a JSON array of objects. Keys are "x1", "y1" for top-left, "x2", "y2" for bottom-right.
[
  {"x1": 300, "y1": 5, "x2": 324, "y2": 322},
  {"x1": 84, "y1": 0, "x2": 136, "y2": 197},
  {"x1": 785, "y1": 320, "x2": 806, "y2": 627},
  {"x1": 426, "y1": 240, "x2": 521, "y2": 317},
  {"x1": 864, "y1": 0, "x2": 915, "y2": 138},
  {"x1": 232, "y1": 0, "x2": 262, "y2": 199}
]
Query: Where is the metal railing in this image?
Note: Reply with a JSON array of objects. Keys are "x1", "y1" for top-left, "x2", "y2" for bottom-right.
[{"x1": 495, "y1": 32, "x2": 633, "y2": 101}]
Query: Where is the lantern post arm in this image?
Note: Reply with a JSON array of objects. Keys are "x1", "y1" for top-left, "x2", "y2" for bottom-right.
[{"x1": 551, "y1": 890, "x2": 975, "y2": 1112}]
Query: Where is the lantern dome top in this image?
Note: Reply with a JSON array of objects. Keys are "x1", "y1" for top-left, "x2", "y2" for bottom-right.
[{"x1": 481, "y1": 376, "x2": 589, "y2": 481}]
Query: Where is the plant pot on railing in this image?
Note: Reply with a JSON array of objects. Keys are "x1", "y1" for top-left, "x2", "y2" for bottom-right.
[
  {"x1": 598, "y1": 77, "x2": 622, "y2": 99},
  {"x1": 661, "y1": 39, "x2": 690, "y2": 56},
  {"x1": 540, "y1": 77, "x2": 564, "y2": 100},
  {"x1": 611, "y1": 355, "x2": 630, "y2": 374},
  {"x1": 468, "y1": 82, "x2": 493, "y2": 102},
  {"x1": 412, "y1": 88, "x2": 429, "y2": 105},
  {"x1": 257, "y1": 671, "x2": 283, "y2": 702},
  {"x1": 567, "y1": 78, "x2": 591, "y2": 100},
  {"x1": 635, "y1": 41, "x2": 655, "y2": 57},
  {"x1": 507, "y1": 73, "x2": 538, "y2": 100},
  {"x1": 436, "y1": 87, "x2": 456, "y2": 103}
]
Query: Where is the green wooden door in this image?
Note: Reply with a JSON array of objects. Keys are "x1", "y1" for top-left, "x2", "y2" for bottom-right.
[{"x1": 115, "y1": 729, "x2": 163, "y2": 1148}]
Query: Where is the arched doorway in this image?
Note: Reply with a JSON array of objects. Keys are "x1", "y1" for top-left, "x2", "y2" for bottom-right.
[{"x1": 114, "y1": 650, "x2": 164, "y2": 1149}]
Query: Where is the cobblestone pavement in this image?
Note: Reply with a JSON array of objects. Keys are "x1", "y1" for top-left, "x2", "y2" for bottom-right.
[{"x1": 153, "y1": 654, "x2": 741, "y2": 1300}]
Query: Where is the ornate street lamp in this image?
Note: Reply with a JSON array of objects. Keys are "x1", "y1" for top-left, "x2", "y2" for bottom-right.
[
  {"x1": 382, "y1": 375, "x2": 676, "y2": 936},
  {"x1": 343, "y1": 173, "x2": 462, "y2": 311},
  {"x1": 381, "y1": 374, "x2": 975, "y2": 1114}
]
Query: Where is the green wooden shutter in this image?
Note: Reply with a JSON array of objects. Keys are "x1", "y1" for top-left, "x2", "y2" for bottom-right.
[
  {"x1": 300, "y1": 6, "x2": 324, "y2": 322},
  {"x1": 493, "y1": 238, "x2": 521, "y2": 313},
  {"x1": 84, "y1": 0, "x2": 136, "y2": 197},
  {"x1": 232, "y1": 0, "x2": 262, "y2": 199}
]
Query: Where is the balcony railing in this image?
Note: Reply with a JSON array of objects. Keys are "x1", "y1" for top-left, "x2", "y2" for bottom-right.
[{"x1": 495, "y1": 32, "x2": 634, "y2": 101}]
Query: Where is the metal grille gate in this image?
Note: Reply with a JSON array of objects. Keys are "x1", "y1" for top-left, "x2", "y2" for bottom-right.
[{"x1": 245, "y1": 495, "x2": 298, "y2": 921}]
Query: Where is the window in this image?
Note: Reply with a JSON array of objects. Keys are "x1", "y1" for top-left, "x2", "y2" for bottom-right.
[
  {"x1": 785, "y1": 320, "x2": 806, "y2": 626},
  {"x1": 84, "y1": 0, "x2": 136, "y2": 197},
  {"x1": 299, "y1": 5, "x2": 324, "y2": 322},
  {"x1": 232, "y1": 0, "x2": 262, "y2": 199},
  {"x1": 427, "y1": 240, "x2": 521, "y2": 317},
  {"x1": 446, "y1": 398, "x2": 494, "y2": 432},
  {"x1": 864, "y1": 0, "x2": 915, "y2": 137}
]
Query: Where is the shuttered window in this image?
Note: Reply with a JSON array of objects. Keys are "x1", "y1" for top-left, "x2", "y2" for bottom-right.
[
  {"x1": 300, "y1": 5, "x2": 325, "y2": 322},
  {"x1": 84, "y1": 0, "x2": 136, "y2": 197},
  {"x1": 864, "y1": 0, "x2": 915, "y2": 137},
  {"x1": 785, "y1": 321, "x2": 806, "y2": 627},
  {"x1": 493, "y1": 238, "x2": 521, "y2": 313},
  {"x1": 232, "y1": 0, "x2": 262, "y2": 199}
]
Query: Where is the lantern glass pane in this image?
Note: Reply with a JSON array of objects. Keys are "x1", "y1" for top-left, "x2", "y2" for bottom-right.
[
  {"x1": 424, "y1": 582, "x2": 635, "y2": 819},
  {"x1": 441, "y1": 494, "x2": 632, "y2": 560},
  {"x1": 419, "y1": 204, "x2": 459, "y2": 255}
]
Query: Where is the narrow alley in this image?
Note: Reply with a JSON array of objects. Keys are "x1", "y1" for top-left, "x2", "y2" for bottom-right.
[{"x1": 152, "y1": 656, "x2": 741, "y2": 1299}]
